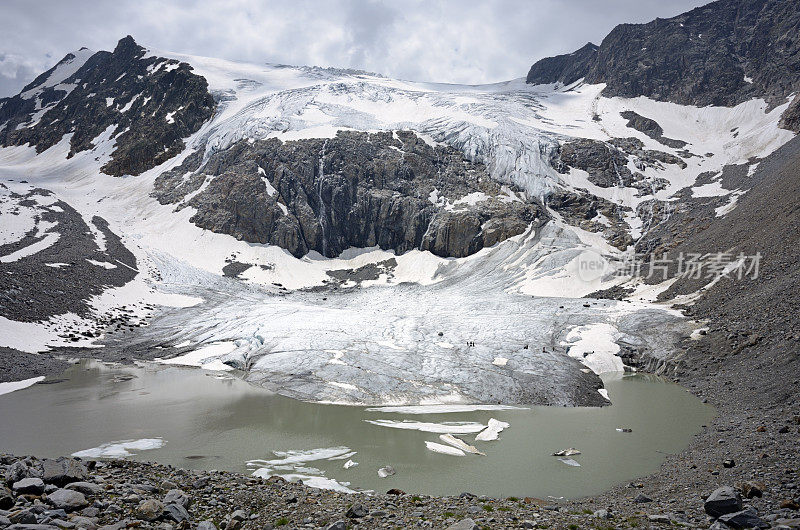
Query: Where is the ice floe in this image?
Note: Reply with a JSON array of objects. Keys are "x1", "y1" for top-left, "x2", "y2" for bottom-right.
[
  {"x1": 71, "y1": 438, "x2": 165, "y2": 458},
  {"x1": 0, "y1": 376, "x2": 44, "y2": 396},
  {"x1": 425, "y1": 441, "x2": 465, "y2": 456},
  {"x1": 475, "y1": 418, "x2": 510, "y2": 441},
  {"x1": 439, "y1": 434, "x2": 485, "y2": 455},
  {"x1": 365, "y1": 419, "x2": 486, "y2": 434}
]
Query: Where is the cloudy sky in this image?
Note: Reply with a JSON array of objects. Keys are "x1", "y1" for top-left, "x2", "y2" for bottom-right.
[{"x1": 0, "y1": 0, "x2": 707, "y2": 97}]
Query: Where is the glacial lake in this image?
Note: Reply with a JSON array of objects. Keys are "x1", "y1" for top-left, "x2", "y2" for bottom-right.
[{"x1": 0, "y1": 360, "x2": 714, "y2": 498}]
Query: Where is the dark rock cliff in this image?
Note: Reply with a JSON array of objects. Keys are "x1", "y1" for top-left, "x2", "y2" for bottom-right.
[
  {"x1": 153, "y1": 130, "x2": 545, "y2": 258},
  {"x1": 0, "y1": 36, "x2": 215, "y2": 176},
  {"x1": 525, "y1": 42, "x2": 598, "y2": 86},
  {"x1": 526, "y1": 0, "x2": 800, "y2": 127}
]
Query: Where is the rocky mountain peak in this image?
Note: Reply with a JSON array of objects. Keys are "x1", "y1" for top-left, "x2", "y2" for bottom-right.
[{"x1": 526, "y1": 0, "x2": 800, "y2": 130}]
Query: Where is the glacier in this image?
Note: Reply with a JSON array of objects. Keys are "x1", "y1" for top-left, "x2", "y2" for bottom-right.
[{"x1": 0, "y1": 45, "x2": 796, "y2": 406}]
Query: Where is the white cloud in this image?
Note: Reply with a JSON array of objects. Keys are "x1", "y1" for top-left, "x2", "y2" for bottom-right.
[{"x1": 0, "y1": 0, "x2": 707, "y2": 97}]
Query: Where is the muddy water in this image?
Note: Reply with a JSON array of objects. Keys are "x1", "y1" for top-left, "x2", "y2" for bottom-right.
[{"x1": 0, "y1": 360, "x2": 713, "y2": 498}]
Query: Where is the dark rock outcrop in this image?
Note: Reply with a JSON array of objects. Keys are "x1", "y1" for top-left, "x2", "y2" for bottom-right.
[
  {"x1": 526, "y1": 0, "x2": 800, "y2": 125},
  {"x1": 154, "y1": 130, "x2": 545, "y2": 258},
  {"x1": 0, "y1": 36, "x2": 215, "y2": 176},
  {"x1": 525, "y1": 42, "x2": 598, "y2": 86},
  {"x1": 619, "y1": 111, "x2": 687, "y2": 148},
  {"x1": 554, "y1": 137, "x2": 683, "y2": 192}
]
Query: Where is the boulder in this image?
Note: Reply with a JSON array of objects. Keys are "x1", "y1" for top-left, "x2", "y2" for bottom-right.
[
  {"x1": 163, "y1": 489, "x2": 190, "y2": 508},
  {"x1": 162, "y1": 503, "x2": 190, "y2": 523},
  {"x1": 718, "y1": 508, "x2": 768, "y2": 529},
  {"x1": 705, "y1": 486, "x2": 743, "y2": 518},
  {"x1": 41, "y1": 459, "x2": 87, "y2": 486},
  {"x1": 46, "y1": 489, "x2": 88, "y2": 511},
  {"x1": 0, "y1": 485, "x2": 14, "y2": 509},
  {"x1": 136, "y1": 499, "x2": 165, "y2": 522},
  {"x1": 5, "y1": 462, "x2": 29, "y2": 485},
  {"x1": 65, "y1": 481, "x2": 104, "y2": 495},
  {"x1": 197, "y1": 522, "x2": 217, "y2": 530},
  {"x1": 12, "y1": 478, "x2": 45, "y2": 495},
  {"x1": 446, "y1": 519, "x2": 479, "y2": 530},
  {"x1": 345, "y1": 504, "x2": 368, "y2": 518}
]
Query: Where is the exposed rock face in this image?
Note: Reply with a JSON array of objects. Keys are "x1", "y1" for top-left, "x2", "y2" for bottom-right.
[
  {"x1": 0, "y1": 36, "x2": 215, "y2": 176},
  {"x1": 554, "y1": 137, "x2": 683, "y2": 192},
  {"x1": 779, "y1": 94, "x2": 800, "y2": 133},
  {"x1": 154, "y1": 130, "x2": 545, "y2": 258},
  {"x1": 546, "y1": 189, "x2": 633, "y2": 250},
  {"x1": 0, "y1": 185, "x2": 138, "y2": 323},
  {"x1": 525, "y1": 42, "x2": 598, "y2": 86},
  {"x1": 526, "y1": 0, "x2": 800, "y2": 121},
  {"x1": 619, "y1": 111, "x2": 687, "y2": 149}
]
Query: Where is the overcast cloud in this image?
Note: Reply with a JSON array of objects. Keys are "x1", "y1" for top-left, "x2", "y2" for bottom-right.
[{"x1": 0, "y1": 0, "x2": 707, "y2": 97}]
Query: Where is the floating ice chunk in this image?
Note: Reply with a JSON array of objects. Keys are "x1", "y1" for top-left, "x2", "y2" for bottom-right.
[
  {"x1": 552, "y1": 448, "x2": 581, "y2": 456},
  {"x1": 439, "y1": 434, "x2": 485, "y2": 455},
  {"x1": 366, "y1": 419, "x2": 486, "y2": 434},
  {"x1": 616, "y1": 428, "x2": 633, "y2": 433},
  {"x1": 72, "y1": 438, "x2": 165, "y2": 458},
  {"x1": 343, "y1": 459, "x2": 358, "y2": 469},
  {"x1": 425, "y1": 441, "x2": 465, "y2": 456},
  {"x1": 365, "y1": 404, "x2": 527, "y2": 414},
  {"x1": 251, "y1": 468, "x2": 355, "y2": 493},
  {"x1": 0, "y1": 376, "x2": 44, "y2": 396},
  {"x1": 598, "y1": 388, "x2": 610, "y2": 400},
  {"x1": 557, "y1": 457, "x2": 581, "y2": 467},
  {"x1": 475, "y1": 418, "x2": 510, "y2": 441},
  {"x1": 327, "y1": 451, "x2": 357, "y2": 461},
  {"x1": 377, "y1": 466, "x2": 396, "y2": 478},
  {"x1": 249, "y1": 447, "x2": 353, "y2": 467}
]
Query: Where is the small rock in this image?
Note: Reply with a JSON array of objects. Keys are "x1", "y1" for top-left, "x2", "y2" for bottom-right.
[
  {"x1": 160, "y1": 480, "x2": 178, "y2": 491},
  {"x1": 65, "y1": 482, "x2": 103, "y2": 495},
  {"x1": 163, "y1": 489, "x2": 190, "y2": 508},
  {"x1": 593, "y1": 509, "x2": 611, "y2": 519},
  {"x1": 386, "y1": 488, "x2": 405, "y2": 495},
  {"x1": 633, "y1": 493, "x2": 652, "y2": 503},
  {"x1": 0, "y1": 486, "x2": 14, "y2": 509},
  {"x1": 780, "y1": 499, "x2": 800, "y2": 510},
  {"x1": 446, "y1": 519, "x2": 479, "y2": 530},
  {"x1": 162, "y1": 503, "x2": 190, "y2": 523},
  {"x1": 12, "y1": 478, "x2": 45, "y2": 495},
  {"x1": 718, "y1": 508, "x2": 768, "y2": 529},
  {"x1": 741, "y1": 481, "x2": 764, "y2": 499},
  {"x1": 230, "y1": 510, "x2": 248, "y2": 522},
  {"x1": 723, "y1": 459, "x2": 736, "y2": 468},
  {"x1": 196, "y1": 522, "x2": 217, "y2": 530},
  {"x1": 345, "y1": 504, "x2": 368, "y2": 518},
  {"x1": 136, "y1": 499, "x2": 165, "y2": 522},
  {"x1": 705, "y1": 486, "x2": 743, "y2": 518},
  {"x1": 648, "y1": 514, "x2": 670, "y2": 523},
  {"x1": 325, "y1": 522, "x2": 346, "y2": 530}
]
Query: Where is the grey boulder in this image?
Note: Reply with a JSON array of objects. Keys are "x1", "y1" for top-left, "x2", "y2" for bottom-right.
[
  {"x1": 136, "y1": 499, "x2": 165, "y2": 522},
  {"x1": 163, "y1": 489, "x2": 190, "y2": 508},
  {"x1": 446, "y1": 519, "x2": 479, "y2": 530},
  {"x1": 46, "y1": 488, "x2": 88, "y2": 511},
  {"x1": 718, "y1": 508, "x2": 769, "y2": 529},
  {"x1": 41, "y1": 459, "x2": 87, "y2": 486},
  {"x1": 12, "y1": 478, "x2": 45, "y2": 495},
  {"x1": 705, "y1": 486, "x2": 743, "y2": 518},
  {"x1": 162, "y1": 503, "x2": 190, "y2": 523}
]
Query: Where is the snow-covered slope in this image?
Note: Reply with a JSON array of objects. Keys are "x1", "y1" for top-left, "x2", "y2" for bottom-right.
[{"x1": 0, "y1": 40, "x2": 796, "y2": 405}]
